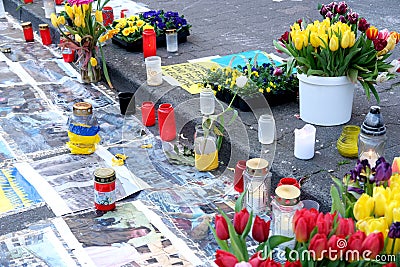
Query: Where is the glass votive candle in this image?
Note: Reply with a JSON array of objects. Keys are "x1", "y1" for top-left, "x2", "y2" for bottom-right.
[
  {"x1": 258, "y1": 114, "x2": 275, "y2": 144},
  {"x1": 200, "y1": 88, "x2": 215, "y2": 115},
  {"x1": 141, "y1": 101, "x2": 156, "y2": 126},
  {"x1": 39, "y1": 24, "x2": 52, "y2": 45},
  {"x1": 166, "y1": 29, "x2": 178, "y2": 53},
  {"x1": 21, "y1": 22, "x2": 34, "y2": 42},
  {"x1": 145, "y1": 56, "x2": 162, "y2": 86}
]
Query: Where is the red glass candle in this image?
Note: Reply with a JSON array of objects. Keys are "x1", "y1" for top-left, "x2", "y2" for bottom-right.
[
  {"x1": 39, "y1": 24, "x2": 52, "y2": 45},
  {"x1": 62, "y1": 48, "x2": 75, "y2": 63},
  {"x1": 234, "y1": 160, "x2": 246, "y2": 193},
  {"x1": 94, "y1": 168, "x2": 116, "y2": 211},
  {"x1": 277, "y1": 177, "x2": 300, "y2": 189},
  {"x1": 102, "y1": 6, "x2": 114, "y2": 26},
  {"x1": 54, "y1": 0, "x2": 63, "y2": 5},
  {"x1": 141, "y1": 101, "x2": 156, "y2": 126},
  {"x1": 21, "y1": 22, "x2": 34, "y2": 42},
  {"x1": 157, "y1": 103, "x2": 176, "y2": 141},
  {"x1": 120, "y1": 8, "x2": 128, "y2": 18},
  {"x1": 23, "y1": 0, "x2": 33, "y2": 3},
  {"x1": 142, "y1": 29, "x2": 156, "y2": 59}
]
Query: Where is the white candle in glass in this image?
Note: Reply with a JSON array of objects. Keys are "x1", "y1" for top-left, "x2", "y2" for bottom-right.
[
  {"x1": 258, "y1": 114, "x2": 275, "y2": 144},
  {"x1": 360, "y1": 149, "x2": 379, "y2": 166},
  {"x1": 294, "y1": 124, "x2": 316, "y2": 160}
]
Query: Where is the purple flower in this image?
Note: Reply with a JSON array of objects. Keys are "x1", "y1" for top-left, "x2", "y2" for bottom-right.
[
  {"x1": 347, "y1": 186, "x2": 365, "y2": 195},
  {"x1": 327, "y1": 1, "x2": 337, "y2": 11},
  {"x1": 325, "y1": 11, "x2": 333, "y2": 19},
  {"x1": 373, "y1": 39, "x2": 388, "y2": 51},
  {"x1": 165, "y1": 11, "x2": 179, "y2": 18},
  {"x1": 358, "y1": 18, "x2": 370, "y2": 32},
  {"x1": 67, "y1": 0, "x2": 93, "y2": 5},
  {"x1": 273, "y1": 67, "x2": 283, "y2": 76},
  {"x1": 388, "y1": 222, "x2": 400, "y2": 239},
  {"x1": 335, "y1": 1, "x2": 348, "y2": 15},
  {"x1": 143, "y1": 10, "x2": 158, "y2": 19},
  {"x1": 373, "y1": 160, "x2": 392, "y2": 183},
  {"x1": 347, "y1": 11, "x2": 359, "y2": 24},
  {"x1": 320, "y1": 4, "x2": 329, "y2": 16},
  {"x1": 339, "y1": 15, "x2": 347, "y2": 23},
  {"x1": 157, "y1": 22, "x2": 166, "y2": 30}
]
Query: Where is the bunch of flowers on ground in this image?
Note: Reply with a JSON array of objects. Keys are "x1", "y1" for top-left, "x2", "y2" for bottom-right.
[
  {"x1": 274, "y1": 1, "x2": 400, "y2": 102},
  {"x1": 141, "y1": 10, "x2": 191, "y2": 36},
  {"x1": 110, "y1": 16, "x2": 154, "y2": 43},
  {"x1": 51, "y1": 0, "x2": 116, "y2": 87}
]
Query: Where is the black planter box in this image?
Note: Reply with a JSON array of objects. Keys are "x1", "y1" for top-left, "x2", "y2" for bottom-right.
[
  {"x1": 215, "y1": 89, "x2": 298, "y2": 112},
  {"x1": 112, "y1": 30, "x2": 190, "y2": 52}
]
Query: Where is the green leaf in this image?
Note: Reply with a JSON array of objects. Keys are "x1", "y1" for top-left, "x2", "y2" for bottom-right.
[
  {"x1": 267, "y1": 235, "x2": 293, "y2": 250},
  {"x1": 221, "y1": 212, "x2": 246, "y2": 261},
  {"x1": 347, "y1": 68, "x2": 358, "y2": 83},
  {"x1": 208, "y1": 222, "x2": 230, "y2": 251},
  {"x1": 307, "y1": 69, "x2": 326, "y2": 76},
  {"x1": 296, "y1": 57, "x2": 312, "y2": 68},
  {"x1": 235, "y1": 192, "x2": 245, "y2": 212},
  {"x1": 330, "y1": 185, "x2": 345, "y2": 217},
  {"x1": 227, "y1": 109, "x2": 238, "y2": 126},
  {"x1": 331, "y1": 176, "x2": 344, "y2": 195}
]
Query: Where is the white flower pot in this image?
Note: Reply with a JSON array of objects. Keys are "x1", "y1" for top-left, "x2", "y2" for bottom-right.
[{"x1": 298, "y1": 74, "x2": 355, "y2": 126}]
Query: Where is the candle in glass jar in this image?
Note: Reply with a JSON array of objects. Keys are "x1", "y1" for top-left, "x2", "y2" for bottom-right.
[
  {"x1": 142, "y1": 29, "x2": 156, "y2": 59},
  {"x1": 21, "y1": 22, "x2": 34, "y2": 42},
  {"x1": 39, "y1": 24, "x2": 52, "y2": 45}
]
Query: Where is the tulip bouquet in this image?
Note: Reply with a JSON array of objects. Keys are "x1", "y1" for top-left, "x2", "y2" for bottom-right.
[
  {"x1": 273, "y1": 1, "x2": 400, "y2": 102},
  {"x1": 291, "y1": 208, "x2": 397, "y2": 266},
  {"x1": 210, "y1": 194, "x2": 297, "y2": 267},
  {"x1": 51, "y1": 0, "x2": 117, "y2": 87}
]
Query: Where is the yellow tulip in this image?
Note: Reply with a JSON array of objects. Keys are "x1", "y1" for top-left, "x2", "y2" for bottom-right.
[
  {"x1": 82, "y1": 3, "x2": 89, "y2": 14},
  {"x1": 74, "y1": 15, "x2": 82, "y2": 27},
  {"x1": 386, "y1": 238, "x2": 400, "y2": 254},
  {"x1": 329, "y1": 35, "x2": 339, "y2": 51},
  {"x1": 310, "y1": 32, "x2": 320, "y2": 48},
  {"x1": 50, "y1": 13, "x2": 58, "y2": 27},
  {"x1": 75, "y1": 34, "x2": 82, "y2": 43},
  {"x1": 356, "y1": 217, "x2": 372, "y2": 233},
  {"x1": 390, "y1": 174, "x2": 400, "y2": 189},
  {"x1": 366, "y1": 217, "x2": 388, "y2": 236},
  {"x1": 293, "y1": 32, "x2": 307, "y2": 50},
  {"x1": 90, "y1": 57, "x2": 97, "y2": 67},
  {"x1": 341, "y1": 30, "x2": 351, "y2": 49},
  {"x1": 319, "y1": 34, "x2": 328, "y2": 48},
  {"x1": 95, "y1": 10, "x2": 103, "y2": 23},
  {"x1": 373, "y1": 192, "x2": 387, "y2": 217},
  {"x1": 384, "y1": 200, "x2": 399, "y2": 225},
  {"x1": 65, "y1": 4, "x2": 74, "y2": 20},
  {"x1": 354, "y1": 193, "x2": 375, "y2": 221},
  {"x1": 99, "y1": 35, "x2": 106, "y2": 43},
  {"x1": 393, "y1": 207, "x2": 400, "y2": 222},
  {"x1": 57, "y1": 16, "x2": 65, "y2": 25}
]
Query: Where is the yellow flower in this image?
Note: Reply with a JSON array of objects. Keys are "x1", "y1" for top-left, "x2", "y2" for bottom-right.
[
  {"x1": 122, "y1": 28, "x2": 130, "y2": 36},
  {"x1": 129, "y1": 26, "x2": 137, "y2": 34},
  {"x1": 128, "y1": 21, "x2": 134, "y2": 27},
  {"x1": 341, "y1": 30, "x2": 351, "y2": 49},
  {"x1": 90, "y1": 57, "x2": 97, "y2": 67},
  {"x1": 95, "y1": 10, "x2": 103, "y2": 23},
  {"x1": 329, "y1": 35, "x2": 339, "y2": 51},
  {"x1": 384, "y1": 200, "x2": 400, "y2": 225},
  {"x1": 293, "y1": 32, "x2": 307, "y2": 50},
  {"x1": 74, "y1": 15, "x2": 82, "y2": 27},
  {"x1": 74, "y1": 34, "x2": 82, "y2": 43},
  {"x1": 143, "y1": 24, "x2": 154, "y2": 30},
  {"x1": 65, "y1": 4, "x2": 74, "y2": 20},
  {"x1": 354, "y1": 193, "x2": 374, "y2": 221},
  {"x1": 81, "y1": 3, "x2": 89, "y2": 13},
  {"x1": 50, "y1": 13, "x2": 58, "y2": 27},
  {"x1": 116, "y1": 18, "x2": 127, "y2": 29},
  {"x1": 348, "y1": 31, "x2": 356, "y2": 47},
  {"x1": 386, "y1": 238, "x2": 400, "y2": 254},
  {"x1": 251, "y1": 71, "x2": 259, "y2": 77},
  {"x1": 366, "y1": 217, "x2": 388, "y2": 236},
  {"x1": 57, "y1": 16, "x2": 65, "y2": 26},
  {"x1": 128, "y1": 15, "x2": 139, "y2": 21},
  {"x1": 210, "y1": 65, "x2": 218, "y2": 72},
  {"x1": 136, "y1": 19, "x2": 145, "y2": 28},
  {"x1": 258, "y1": 88, "x2": 264, "y2": 93},
  {"x1": 112, "y1": 157, "x2": 124, "y2": 166},
  {"x1": 390, "y1": 174, "x2": 400, "y2": 189},
  {"x1": 115, "y1": 153, "x2": 128, "y2": 160},
  {"x1": 217, "y1": 85, "x2": 222, "y2": 91},
  {"x1": 373, "y1": 186, "x2": 390, "y2": 216},
  {"x1": 266, "y1": 87, "x2": 271, "y2": 93},
  {"x1": 356, "y1": 217, "x2": 372, "y2": 233},
  {"x1": 319, "y1": 33, "x2": 329, "y2": 48},
  {"x1": 310, "y1": 32, "x2": 320, "y2": 48}
]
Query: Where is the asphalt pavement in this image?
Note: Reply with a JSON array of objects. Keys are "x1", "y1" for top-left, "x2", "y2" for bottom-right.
[{"x1": 1, "y1": 0, "x2": 400, "y2": 233}]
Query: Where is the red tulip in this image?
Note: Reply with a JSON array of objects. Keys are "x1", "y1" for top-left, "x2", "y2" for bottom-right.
[
  {"x1": 361, "y1": 232, "x2": 384, "y2": 259},
  {"x1": 284, "y1": 260, "x2": 302, "y2": 267},
  {"x1": 347, "y1": 230, "x2": 366, "y2": 261},
  {"x1": 215, "y1": 249, "x2": 239, "y2": 267},
  {"x1": 294, "y1": 217, "x2": 309, "y2": 242},
  {"x1": 234, "y1": 208, "x2": 250, "y2": 235},
  {"x1": 249, "y1": 251, "x2": 264, "y2": 267},
  {"x1": 215, "y1": 215, "x2": 229, "y2": 240},
  {"x1": 260, "y1": 258, "x2": 281, "y2": 267},
  {"x1": 382, "y1": 263, "x2": 397, "y2": 267},
  {"x1": 252, "y1": 216, "x2": 270, "y2": 243},
  {"x1": 366, "y1": 26, "x2": 378, "y2": 40},
  {"x1": 392, "y1": 157, "x2": 400, "y2": 173},
  {"x1": 316, "y1": 212, "x2": 334, "y2": 236},
  {"x1": 327, "y1": 235, "x2": 346, "y2": 261},
  {"x1": 308, "y1": 233, "x2": 328, "y2": 261},
  {"x1": 335, "y1": 218, "x2": 355, "y2": 237}
]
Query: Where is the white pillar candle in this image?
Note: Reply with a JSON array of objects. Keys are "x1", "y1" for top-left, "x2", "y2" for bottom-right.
[{"x1": 294, "y1": 124, "x2": 316, "y2": 160}]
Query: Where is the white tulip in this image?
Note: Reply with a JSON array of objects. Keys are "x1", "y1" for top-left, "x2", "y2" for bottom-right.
[
  {"x1": 388, "y1": 59, "x2": 400, "y2": 74},
  {"x1": 376, "y1": 72, "x2": 389, "y2": 83},
  {"x1": 235, "y1": 76, "x2": 248, "y2": 88}
]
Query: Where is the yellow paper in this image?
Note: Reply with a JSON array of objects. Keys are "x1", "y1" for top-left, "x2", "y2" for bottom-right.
[{"x1": 162, "y1": 62, "x2": 213, "y2": 94}]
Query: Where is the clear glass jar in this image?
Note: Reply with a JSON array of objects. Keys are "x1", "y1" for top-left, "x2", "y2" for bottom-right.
[
  {"x1": 194, "y1": 125, "x2": 218, "y2": 171},
  {"x1": 271, "y1": 185, "x2": 303, "y2": 249},
  {"x1": 166, "y1": 29, "x2": 178, "y2": 52},
  {"x1": 244, "y1": 158, "x2": 270, "y2": 215},
  {"x1": 336, "y1": 125, "x2": 360, "y2": 158},
  {"x1": 258, "y1": 114, "x2": 275, "y2": 144},
  {"x1": 200, "y1": 88, "x2": 215, "y2": 115},
  {"x1": 358, "y1": 106, "x2": 387, "y2": 166},
  {"x1": 67, "y1": 102, "x2": 100, "y2": 154}
]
